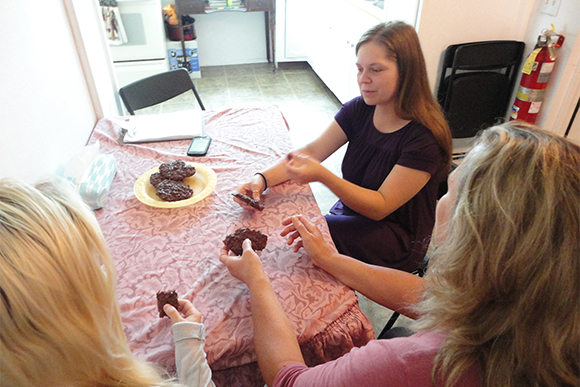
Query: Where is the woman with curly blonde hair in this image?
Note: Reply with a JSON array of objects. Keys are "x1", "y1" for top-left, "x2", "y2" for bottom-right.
[
  {"x1": 413, "y1": 121, "x2": 579, "y2": 387},
  {"x1": 221, "y1": 121, "x2": 579, "y2": 387},
  {"x1": 0, "y1": 178, "x2": 214, "y2": 387}
]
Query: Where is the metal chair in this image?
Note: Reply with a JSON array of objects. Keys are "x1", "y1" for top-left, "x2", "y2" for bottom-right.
[
  {"x1": 119, "y1": 68, "x2": 205, "y2": 115},
  {"x1": 436, "y1": 40, "x2": 525, "y2": 159}
]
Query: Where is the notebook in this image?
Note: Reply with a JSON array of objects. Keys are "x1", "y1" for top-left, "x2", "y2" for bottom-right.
[{"x1": 119, "y1": 110, "x2": 204, "y2": 143}]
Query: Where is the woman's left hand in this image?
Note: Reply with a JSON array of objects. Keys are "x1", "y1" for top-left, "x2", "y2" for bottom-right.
[
  {"x1": 280, "y1": 215, "x2": 335, "y2": 267},
  {"x1": 284, "y1": 152, "x2": 325, "y2": 184},
  {"x1": 163, "y1": 299, "x2": 202, "y2": 325}
]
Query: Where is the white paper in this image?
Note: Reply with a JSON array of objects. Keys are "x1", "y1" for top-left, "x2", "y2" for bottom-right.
[{"x1": 121, "y1": 110, "x2": 204, "y2": 143}]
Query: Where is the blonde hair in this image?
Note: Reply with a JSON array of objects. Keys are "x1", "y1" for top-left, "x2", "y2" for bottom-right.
[
  {"x1": 0, "y1": 178, "x2": 178, "y2": 387},
  {"x1": 414, "y1": 121, "x2": 580, "y2": 387},
  {"x1": 356, "y1": 21, "x2": 453, "y2": 174}
]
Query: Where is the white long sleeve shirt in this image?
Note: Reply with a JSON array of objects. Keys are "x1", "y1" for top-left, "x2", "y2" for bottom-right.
[{"x1": 172, "y1": 321, "x2": 215, "y2": 387}]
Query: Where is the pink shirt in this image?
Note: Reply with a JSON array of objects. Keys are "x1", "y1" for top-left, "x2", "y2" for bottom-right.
[{"x1": 273, "y1": 332, "x2": 480, "y2": 387}]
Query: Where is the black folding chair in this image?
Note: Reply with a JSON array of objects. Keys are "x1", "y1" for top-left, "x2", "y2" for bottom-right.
[
  {"x1": 436, "y1": 40, "x2": 525, "y2": 158},
  {"x1": 119, "y1": 68, "x2": 205, "y2": 115}
]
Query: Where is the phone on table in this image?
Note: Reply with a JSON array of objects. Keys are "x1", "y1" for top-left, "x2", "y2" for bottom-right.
[{"x1": 187, "y1": 136, "x2": 211, "y2": 156}]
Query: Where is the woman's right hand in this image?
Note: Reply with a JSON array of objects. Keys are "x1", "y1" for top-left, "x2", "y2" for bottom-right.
[
  {"x1": 219, "y1": 239, "x2": 268, "y2": 288},
  {"x1": 234, "y1": 174, "x2": 266, "y2": 205},
  {"x1": 164, "y1": 299, "x2": 202, "y2": 325}
]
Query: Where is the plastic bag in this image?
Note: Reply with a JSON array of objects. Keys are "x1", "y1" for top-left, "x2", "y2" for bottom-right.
[
  {"x1": 60, "y1": 141, "x2": 117, "y2": 210},
  {"x1": 61, "y1": 141, "x2": 101, "y2": 186},
  {"x1": 163, "y1": 4, "x2": 178, "y2": 25}
]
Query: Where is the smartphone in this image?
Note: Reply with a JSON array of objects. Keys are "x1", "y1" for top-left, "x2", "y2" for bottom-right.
[{"x1": 187, "y1": 136, "x2": 211, "y2": 156}]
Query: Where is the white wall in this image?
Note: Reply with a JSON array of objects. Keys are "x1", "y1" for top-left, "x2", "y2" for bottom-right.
[
  {"x1": 195, "y1": 12, "x2": 268, "y2": 66},
  {"x1": 0, "y1": 0, "x2": 99, "y2": 184},
  {"x1": 0, "y1": 0, "x2": 265, "y2": 184},
  {"x1": 416, "y1": 0, "x2": 533, "y2": 91},
  {"x1": 415, "y1": 0, "x2": 579, "y2": 136},
  {"x1": 71, "y1": 0, "x2": 123, "y2": 118},
  {"x1": 161, "y1": 0, "x2": 268, "y2": 66}
]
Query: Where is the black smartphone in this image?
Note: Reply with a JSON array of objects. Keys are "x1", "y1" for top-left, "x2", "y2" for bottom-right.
[{"x1": 187, "y1": 136, "x2": 211, "y2": 156}]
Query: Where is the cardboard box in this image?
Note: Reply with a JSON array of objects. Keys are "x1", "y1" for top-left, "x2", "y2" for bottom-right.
[{"x1": 166, "y1": 40, "x2": 201, "y2": 78}]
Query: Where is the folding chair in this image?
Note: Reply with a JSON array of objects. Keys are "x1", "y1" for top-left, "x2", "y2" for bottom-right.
[
  {"x1": 436, "y1": 40, "x2": 525, "y2": 159},
  {"x1": 119, "y1": 68, "x2": 205, "y2": 115}
]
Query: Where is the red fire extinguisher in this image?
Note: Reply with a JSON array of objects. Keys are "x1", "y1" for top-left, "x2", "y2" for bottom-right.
[{"x1": 510, "y1": 27, "x2": 565, "y2": 124}]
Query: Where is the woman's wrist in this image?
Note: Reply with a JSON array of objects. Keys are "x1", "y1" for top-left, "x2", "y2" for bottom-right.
[
  {"x1": 317, "y1": 165, "x2": 334, "y2": 185},
  {"x1": 255, "y1": 172, "x2": 268, "y2": 191},
  {"x1": 313, "y1": 249, "x2": 336, "y2": 271},
  {"x1": 246, "y1": 270, "x2": 271, "y2": 291}
]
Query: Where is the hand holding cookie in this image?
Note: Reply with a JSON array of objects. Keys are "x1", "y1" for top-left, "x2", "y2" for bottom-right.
[
  {"x1": 220, "y1": 239, "x2": 268, "y2": 287},
  {"x1": 232, "y1": 192, "x2": 264, "y2": 211},
  {"x1": 156, "y1": 290, "x2": 179, "y2": 318},
  {"x1": 235, "y1": 173, "x2": 266, "y2": 203},
  {"x1": 223, "y1": 227, "x2": 268, "y2": 255},
  {"x1": 163, "y1": 299, "x2": 202, "y2": 325},
  {"x1": 157, "y1": 290, "x2": 202, "y2": 325}
]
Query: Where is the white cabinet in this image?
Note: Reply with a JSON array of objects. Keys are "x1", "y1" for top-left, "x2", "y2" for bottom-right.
[
  {"x1": 305, "y1": 0, "x2": 382, "y2": 103},
  {"x1": 282, "y1": 0, "x2": 310, "y2": 59}
]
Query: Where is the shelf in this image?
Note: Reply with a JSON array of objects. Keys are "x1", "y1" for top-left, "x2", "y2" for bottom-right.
[{"x1": 205, "y1": 7, "x2": 248, "y2": 12}]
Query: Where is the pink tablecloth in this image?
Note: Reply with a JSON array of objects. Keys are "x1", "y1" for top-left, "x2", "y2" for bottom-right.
[{"x1": 90, "y1": 106, "x2": 374, "y2": 386}]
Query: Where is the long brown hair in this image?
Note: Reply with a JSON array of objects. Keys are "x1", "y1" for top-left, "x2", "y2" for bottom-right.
[
  {"x1": 414, "y1": 122, "x2": 580, "y2": 387},
  {"x1": 356, "y1": 21, "x2": 452, "y2": 174}
]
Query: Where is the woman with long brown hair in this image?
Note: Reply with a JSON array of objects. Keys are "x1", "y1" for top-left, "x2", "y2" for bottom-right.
[{"x1": 235, "y1": 21, "x2": 451, "y2": 272}]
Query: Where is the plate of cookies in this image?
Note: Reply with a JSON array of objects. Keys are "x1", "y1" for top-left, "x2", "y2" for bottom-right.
[{"x1": 134, "y1": 160, "x2": 217, "y2": 208}]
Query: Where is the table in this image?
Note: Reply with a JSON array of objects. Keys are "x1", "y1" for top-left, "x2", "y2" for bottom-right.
[
  {"x1": 175, "y1": 0, "x2": 276, "y2": 71},
  {"x1": 89, "y1": 106, "x2": 374, "y2": 387}
]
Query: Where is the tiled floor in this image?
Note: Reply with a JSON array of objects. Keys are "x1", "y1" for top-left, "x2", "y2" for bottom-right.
[
  {"x1": 139, "y1": 61, "x2": 411, "y2": 336},
  {"x1": 196, "y1": 63, "x2": 342, "y2": 155}
]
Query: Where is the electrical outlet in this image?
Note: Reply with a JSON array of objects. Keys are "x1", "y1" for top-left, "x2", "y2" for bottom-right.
[{"x1": 540, "y1": 0, "x2": 562, "y2": 16}]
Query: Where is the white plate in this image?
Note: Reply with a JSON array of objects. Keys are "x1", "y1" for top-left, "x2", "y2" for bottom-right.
[{"x1": 134, "y1": 162, "x2": 217, "y2": 208}]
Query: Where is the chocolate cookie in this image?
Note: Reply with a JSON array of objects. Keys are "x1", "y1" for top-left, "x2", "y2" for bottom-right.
[
  {"x1": 232, "y1": 192, "x2": 264, "y2": 211},
  {"x1": 223, "y1": 227, "x2": 268, "y2": 256},
  {"x1": 155, "y1": 180, "x2": 193, "y2": 202},
  {"x1": 159, "y1": 160, "x2": 196, "y2": 181},
  {"x1": 149, "y1": 172, "x2": 167, "y2": 189},
  {"x1": 156, "y1": 290, "x2": 179, "y2": 318}
]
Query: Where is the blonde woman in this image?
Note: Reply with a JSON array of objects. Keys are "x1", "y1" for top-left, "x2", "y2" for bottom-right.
[
  {"x1": 0, "y1": 178, "x2": 214, "y2": 387},
  {"x1": 221, "y1": 122, "x2": 579, "y2": 387},
  {"x1": 235, "y1": 21, "x2": 452, "y2": 272}
]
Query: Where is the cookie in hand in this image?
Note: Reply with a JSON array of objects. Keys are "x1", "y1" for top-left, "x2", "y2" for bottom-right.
[
  {"x1": 232, "y1": 192, "x2": 264, "y2": 211},
  {"x1": 156, "y1": 290, "x2": 179, "y2": 318},
  {"x1": 223, "y1": 227, "x2": 268, "y2": 255}
]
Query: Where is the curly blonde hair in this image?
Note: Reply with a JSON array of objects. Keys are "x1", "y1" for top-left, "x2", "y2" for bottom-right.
[
  {"x1": 414, "y1": 121, "x2": 580, "y2": 387},
  {"x1": 0, "y1": 178, "x2": 179, "y2": 387}
]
